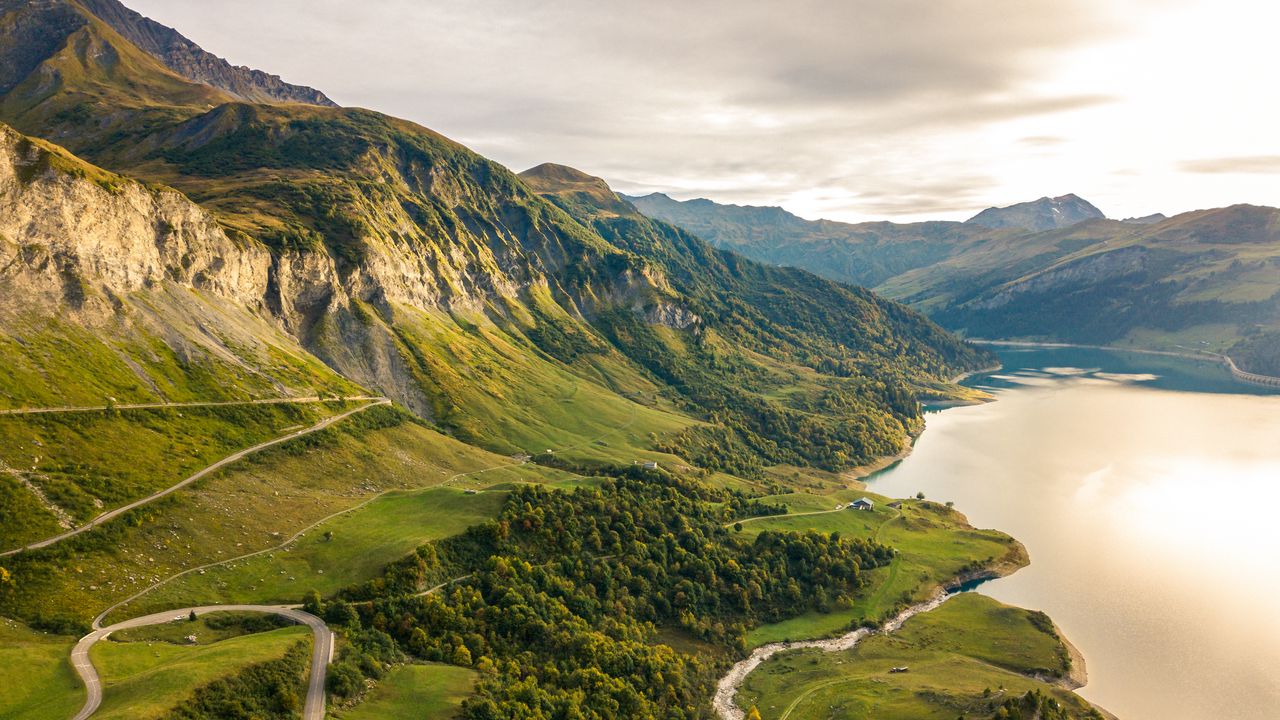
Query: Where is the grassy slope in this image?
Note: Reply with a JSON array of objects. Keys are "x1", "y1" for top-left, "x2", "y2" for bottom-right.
[
  {"x1": 0, "y1": 617, "x2": 81, "y2": 720},
  {"x1": 137, "y1": 487, "x2": 509, "y2": 611},
  {"x1": 330, "y1": 663, "x2": 477, "y2": 720},
  {"x1": 382, "y1": 306, "x2": 695, "y2": 462},
  {"x1": 737, "y1": 594, "x2": 1098, "y2": 720},
  {"x1": 739, "y1": 494, "x2": 1023, "y2": 647},
  {"x1": 0, "y1": 402, "x2": 348, "y2": 548},
  {"x1": 0, "y1": 414, "x2": 574, "y2": 627},
  {"x1": 89, "y1": 625, "x2": 308, "y2": 720}
]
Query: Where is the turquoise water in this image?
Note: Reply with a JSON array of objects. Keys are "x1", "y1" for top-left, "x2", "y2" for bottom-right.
[{"x1": 872, "y1": 348, "x2": 1280, "y2": 720}]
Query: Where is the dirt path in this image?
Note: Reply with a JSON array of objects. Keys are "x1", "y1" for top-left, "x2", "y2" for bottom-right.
[
  {"x1": 0, "y1": 395, "x2": 383, "y2": 417},
  {"x1": 0, "y1": 399, "x2": 390, "y2": 558}
]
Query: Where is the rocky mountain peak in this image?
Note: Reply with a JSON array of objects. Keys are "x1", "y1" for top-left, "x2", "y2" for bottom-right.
[
  {"x1": 966, "y1": 194, "x2": 1106, "y2": 231},
  {"x1": 0, "y1": 0, "x2": 336, "y2": 106}
]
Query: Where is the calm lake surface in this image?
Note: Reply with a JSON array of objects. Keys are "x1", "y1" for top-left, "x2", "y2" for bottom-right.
[{"x1": 870, "y1": 347, "x2": 1280, "y2": 720}]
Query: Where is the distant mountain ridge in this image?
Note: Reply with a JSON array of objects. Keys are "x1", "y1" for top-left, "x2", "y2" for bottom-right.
[
  {"x1": 627, "y1": 191, "x2": 1280, "y2": 375},
  {"x1": 965, "y1": 193, "x2": 1106, "y2": 231},
  {"x1": 0, "y1": 0, "x2": 335, "y2": 106}
]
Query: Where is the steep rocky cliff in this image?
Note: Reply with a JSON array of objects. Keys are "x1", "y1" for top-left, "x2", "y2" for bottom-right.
[
  {"x1": 0, "y1": 122, "x2": 361, "y2": 406},
  {"x1": 0, "y1": 124, "x2": 268, "y2": 309}
]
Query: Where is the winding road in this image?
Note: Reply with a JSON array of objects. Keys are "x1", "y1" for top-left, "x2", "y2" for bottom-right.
[
  {"x1": 1, "y1": 398, "x2": 390, "y2": 558},
  {"x1": 46, "y1": 389, "x2": 644, "y2": 718},
  {"x1": 72, "y1": 605, "x2": 332, "y2": 720}
]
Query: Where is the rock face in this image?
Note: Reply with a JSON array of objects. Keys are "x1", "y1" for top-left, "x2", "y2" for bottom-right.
[
  {"x1": 965, "y1": 194, "x2": 1106, "y2": 231},
  {"x1": 0, "y1": 124, "x2": 270, "y2": 315},
  {"x1": 13, "y1": 0, "x2": 336, "y2": 106}
]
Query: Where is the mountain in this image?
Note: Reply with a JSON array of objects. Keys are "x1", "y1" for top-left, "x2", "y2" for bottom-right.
[
  {"x1": 0, "y1": 5, "x2": 1109, "y2": 720},
  {"x1": 1, "y1": 0, "x2": 334, "y2": 106},
  {"x1": 1122, "y1": 213, "x2": 1168, "y2": 225},
  {"x1": 0, "y1": 0, "x2": 988, "y2": 464},
  {"x1": 629, "y1": 191, "x2": 1280, "y2": 375},
  {"x1": 965, "y1": 193, "x2": 1107, "y2": 231},
  {"x1": 626, "y1": 191, "x2": 995, "y2": 288}
]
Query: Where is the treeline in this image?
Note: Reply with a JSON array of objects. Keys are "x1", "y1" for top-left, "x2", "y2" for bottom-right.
[
  {"x1": 166, "y1": 640, "x2": 311, "y2": 720},
  {"x1": 989, "y1": 690, "x2": 1105, "y2": 720},
  {"x1": 318, "y1": 475, "x2": 891, "y2": 719}
]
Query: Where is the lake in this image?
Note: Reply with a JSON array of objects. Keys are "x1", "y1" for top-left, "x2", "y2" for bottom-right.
[{"x1": 869, "y1": 347, "x2": 1280, "y2": 720}]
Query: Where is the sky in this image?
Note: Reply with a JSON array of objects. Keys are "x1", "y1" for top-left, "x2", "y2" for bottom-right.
[{"x1": 127, "y1": 0, "x2": 1280, "y2": 224}]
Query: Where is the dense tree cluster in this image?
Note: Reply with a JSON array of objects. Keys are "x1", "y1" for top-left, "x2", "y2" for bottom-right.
[
  {"x1": 988, "y1": 690, "x2": 1104, "y2": 720},
  {"x1": 167, "y1": 641, "x2": 311, "y2": 720},
  {"x1": 323, "y1": 476, "x2": 890, "y2": 719},
  {"x1": 1231, "y1": 329, "x2": 1280, "y2": 376}
]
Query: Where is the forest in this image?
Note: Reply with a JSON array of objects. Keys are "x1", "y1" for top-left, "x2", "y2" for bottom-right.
[{"x1": 284, "y1": 471, "x2": 895, "y2": 720}]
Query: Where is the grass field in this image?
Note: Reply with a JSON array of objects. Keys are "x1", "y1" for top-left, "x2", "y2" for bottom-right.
[
  {"x1": 739, "y1": 493, "x2": 1023, "y2": 647},
  {"x1": 331, "y1": 663, "x2": 477, "y2": 720},
  {"x1": 0, "y1": 401, "x2": 348, "y2": 549},
  {"x1": 111, "y1": 612, "x2": 291, "y2": 645},
  {"x1": 737, "y1": 594, "x2": 1098, "y2": 720},
  {"x1": 89, "y1": 625, "x2": 309, "y2": 720},
  {"x1": 132, "y1": 486, "x2": 509, "y2": 612},
  {"x1": 0, "y1": 617, "x2": 82, "y2": 720}
]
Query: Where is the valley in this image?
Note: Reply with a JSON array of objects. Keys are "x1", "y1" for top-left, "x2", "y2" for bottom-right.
[{"x1": 0, "y1": 1, "x2": 1271, "y2": 719}]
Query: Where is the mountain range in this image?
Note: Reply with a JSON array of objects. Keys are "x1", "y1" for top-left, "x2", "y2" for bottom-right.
[
  {"x1": 0, "y1": 0, "x2": 986, "y2": 520},
  {"x1": 0, "y1": 3, "x2": 1133, "y2": 720},
  {"x1": 628, "y1": 192, "x2": 1280, "y2": 374}
]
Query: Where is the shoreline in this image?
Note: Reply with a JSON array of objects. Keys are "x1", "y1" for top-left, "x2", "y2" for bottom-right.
[
  {"x1": 844, "y1": 360, "x2": 1003, "y2": 486},
  {"x1": 712, "y1": 544, "x2": 1032, "y2": 720},
  {"x1": 716, "y1": 361, "x2": 1107, "y2": 720},
  {"x1": 971, "y1": 339, "x2": 1280, "y2": 389}
]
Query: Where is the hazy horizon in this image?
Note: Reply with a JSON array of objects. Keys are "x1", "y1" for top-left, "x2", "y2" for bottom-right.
[{"x1": 126, "y1": 0, "x2": 1280, "y2": 224}]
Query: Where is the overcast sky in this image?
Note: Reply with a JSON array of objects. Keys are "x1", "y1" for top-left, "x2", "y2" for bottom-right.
[{"x1": 128, "y1": 0, "x2": 1280, "y2": 223}]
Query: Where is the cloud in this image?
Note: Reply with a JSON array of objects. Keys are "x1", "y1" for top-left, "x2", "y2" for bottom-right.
[
  {"x1": 1021, "y1": 135, "x2": 1070, "y2": 147},
  {"x1": 1179, "y1": 156, "x2": 1280, "y2": 174},
  {"x1": 122, "y1": 0, "x2": 1140, "y2": 221}
]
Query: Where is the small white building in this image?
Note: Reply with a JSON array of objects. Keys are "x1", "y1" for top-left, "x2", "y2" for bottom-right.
[{"x1": 642, "y1": 461, "x2": 659, "y2": 470}]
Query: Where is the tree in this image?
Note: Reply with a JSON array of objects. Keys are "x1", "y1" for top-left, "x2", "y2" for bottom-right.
[
  {"x1": 302, "y1": 590, "x2": 324, "y2": 616},
  {"x1": 734, "y1": 522, "x2": 743, "y2": 532},
  {"x1": 452, "y1": 644, "x2": 473, "y2": 667},
  {"x1": 324, "y1": 600, "x2": 360, "y2": 628},
  {"x1": 916, "y1": 491, "x2": 925, "y2": 500},
  {"x1": 326, "y1": 663, "x2": 364, "y2": 699},
  {"x1": 188, "y1": 610, "x2": 197, "y2": 622},
  {"x1": 747, "y1": 707, "x2": 763, "y2": 720}
]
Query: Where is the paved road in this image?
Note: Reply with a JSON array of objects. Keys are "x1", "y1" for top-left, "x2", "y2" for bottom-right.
[
  {"x1": 0, "y1": 395, "x2": 384, "y2": 417},
  {"x1": 73, "y1": 604, "x2": 332, "y2": 720},
  {"x1": 0, "y1": 399, "x2": 390, "y2": 558}
]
